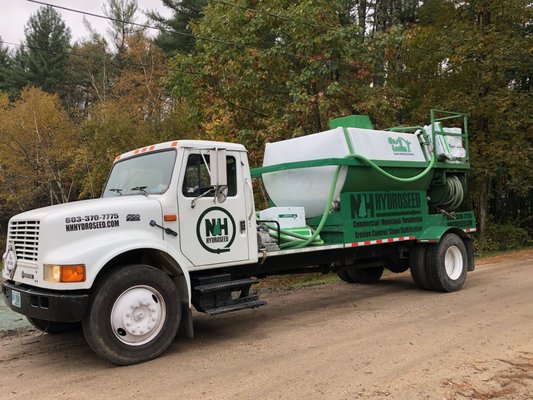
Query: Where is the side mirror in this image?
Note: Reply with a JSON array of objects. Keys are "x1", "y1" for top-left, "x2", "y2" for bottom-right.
[{"x1": 209, "y1": 148, "x2": 227, "y2": 187}]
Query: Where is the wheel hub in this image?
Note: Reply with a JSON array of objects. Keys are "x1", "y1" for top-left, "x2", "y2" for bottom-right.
[
  {"x1": 444, "y1": 245, "x2": 463, "y2": 280},
  {"x1": 111, "y1": 286, "x2": 166, "y2": 346}
]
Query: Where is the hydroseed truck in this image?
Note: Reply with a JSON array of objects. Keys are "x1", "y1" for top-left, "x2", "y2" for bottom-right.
[{"x1": 2, "y1": 110, "x2": 476, "y2": 365}]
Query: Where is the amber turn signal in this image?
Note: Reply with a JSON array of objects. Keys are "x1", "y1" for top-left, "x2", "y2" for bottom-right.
[{"x1": 44, "y1": 264, "x2": 86, "y2": 283}]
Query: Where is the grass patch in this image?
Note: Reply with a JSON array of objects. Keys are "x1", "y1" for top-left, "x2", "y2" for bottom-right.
[
  {"x1": 476, "y1": 246, "x2": 533, "y2": 259},
  {"x1": 256, "y1": 272, "x2": 340, "y2": 291}
]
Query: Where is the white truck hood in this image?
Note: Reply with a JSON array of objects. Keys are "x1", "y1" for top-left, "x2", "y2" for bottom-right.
[
  {"x1": 10, "y1": 196, "x2": 157, "y2": 221},
  {"x1": 3, "y1": 196, "x2": 166, "y2": 289}
]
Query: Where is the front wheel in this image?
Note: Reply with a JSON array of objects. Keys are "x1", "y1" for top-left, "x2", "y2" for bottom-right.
[
  {"x1": 82, "y1": 265, "x2": 180, "y2": 365},
  {"x1": 426, "y1": 234, "x2": 468, "y2": 292}
]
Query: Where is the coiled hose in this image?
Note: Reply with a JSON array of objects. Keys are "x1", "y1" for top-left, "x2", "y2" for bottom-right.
[{"x1": 438, "y1": 175, "x2": 464, "y2": 211}]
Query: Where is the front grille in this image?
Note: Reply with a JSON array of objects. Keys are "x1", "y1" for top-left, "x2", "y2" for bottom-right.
[{"x1": 8, "y1": 220, "x2": 40, "y2": 262}]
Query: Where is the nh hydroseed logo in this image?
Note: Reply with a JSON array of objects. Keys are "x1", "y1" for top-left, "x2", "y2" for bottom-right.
[
  {"x1": 196, "y1": 207, "x2": 236, "y2": 253},
  {"x1": 388, "y1": 137, "x2": 412, "y2": 154}
]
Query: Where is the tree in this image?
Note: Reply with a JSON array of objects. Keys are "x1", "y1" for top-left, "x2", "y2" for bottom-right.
[
  {"x1": 76, "y1": 33, "x2": 196, "y2": 198},
  {"x1": 147, "y1": 0, "x2": 207, "y2": 54},
  {"x1": 103, "y1": 0, "x2": 140, "y2": 66},
  {"x1": 0, "y1": 38, "x2": 13, "y2": 93},
  {"x1": 388, "y1": 0, "x2": 533, "y2": 239},
  {"x1": 63, "y1": 36, "x2": 113, "y2": 113},
  {"x1": 11, "y1": 6, "x2": 71, "y2": 95},
  {"x1": 168, "y1": 0, "x2": 403, "y2": 165},
  {"x1": 0, "y1": 87, "x2": 78, "y2": 213}
]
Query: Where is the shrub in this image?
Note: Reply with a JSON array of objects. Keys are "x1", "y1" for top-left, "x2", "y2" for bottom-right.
[{"x1": 475, "y1": 223, "x2": 531, "y2": 252}]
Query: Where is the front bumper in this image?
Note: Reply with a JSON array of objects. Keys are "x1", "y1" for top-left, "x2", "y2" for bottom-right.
[{"x1": 2, "y1": 281, "x2": 89, "y2": 322}]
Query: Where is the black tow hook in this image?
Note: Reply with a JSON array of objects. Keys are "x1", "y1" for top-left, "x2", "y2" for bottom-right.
[{"x1": 149, "y1": 220, "x2": 178, "y2": 237}]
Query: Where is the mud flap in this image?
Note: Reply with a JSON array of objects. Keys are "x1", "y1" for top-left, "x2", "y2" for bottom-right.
[
  {"x1": 178, "y1": 303, "x2": 194, "y2": 338},
  {"x1": 465, "y1": 238, "x2": 475, "y2": 272}
]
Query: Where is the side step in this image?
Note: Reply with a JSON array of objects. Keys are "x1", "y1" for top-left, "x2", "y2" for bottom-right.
[{"x1": 192, "y1": 274, "x2": 267, "y2": 315}]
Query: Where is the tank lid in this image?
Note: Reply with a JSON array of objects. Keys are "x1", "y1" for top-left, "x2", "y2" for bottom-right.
[{"x1": 329, "y1": 115, "x2": 373, "y2": 130}]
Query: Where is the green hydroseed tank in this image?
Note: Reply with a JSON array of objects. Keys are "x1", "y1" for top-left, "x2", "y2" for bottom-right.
[{"x1": 252, "y1": 109, "x2": 475, "y2": 252}]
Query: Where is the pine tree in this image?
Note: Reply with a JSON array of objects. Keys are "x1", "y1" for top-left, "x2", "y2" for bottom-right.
[
  {"x1": 103, "y1": 0, "x2": 140, "y2": 60},
  {"x1": 11, "y1": 6, "x2": 71, "y2": 94},
  {"x1": 0, "y1": 38, "x2": 12, "y2": 93},
  {"x1": 147, "y1": 0, "x2": 207, "y2": 54}
]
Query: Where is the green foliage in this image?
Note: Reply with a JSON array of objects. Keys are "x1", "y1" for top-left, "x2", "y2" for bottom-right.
[
  {"x1": 103, "y1": 0, "x2": 140, "y2": 60},
  {"x1": 10, "y1": 6, "x2": 71, "y2": 95},
  {"x1": 169, "y1": 0, "x2": 404, "y2": 165},
  {"x1": 475, "y1": 223, "x2": 531, "y2": 252},
  {"x1": 0, "y1": 39, "x2": 12, "y2": 94},
  {"x1": 147, "y1": 0, "x2": 207, "y2": 54},
  {"x1": 387, "y1": 0, "x2": 533, "y2": 239}
]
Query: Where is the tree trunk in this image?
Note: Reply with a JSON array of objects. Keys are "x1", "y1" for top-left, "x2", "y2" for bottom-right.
[{"x1": 478, "y1": 178, "x2": 489, "y2": 240}]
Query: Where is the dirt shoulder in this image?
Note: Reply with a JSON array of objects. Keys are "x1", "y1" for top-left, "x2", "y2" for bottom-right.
[{"x1": 1, "y1": 249, "x2": 532, "y2": 399}]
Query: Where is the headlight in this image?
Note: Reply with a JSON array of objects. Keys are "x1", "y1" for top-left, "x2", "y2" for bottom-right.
[{"x1": 44, "y1": 264, "x2": 86, "y2": 283}]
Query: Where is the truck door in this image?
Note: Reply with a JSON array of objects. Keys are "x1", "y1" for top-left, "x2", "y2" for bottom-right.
[{"x1": 177, "y1": 149, "x2": 250, "y2": 267}]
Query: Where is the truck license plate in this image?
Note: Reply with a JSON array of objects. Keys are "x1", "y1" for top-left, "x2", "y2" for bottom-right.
[{"x1": 11, "y1": 290, "x2": 21, "y2": 308}]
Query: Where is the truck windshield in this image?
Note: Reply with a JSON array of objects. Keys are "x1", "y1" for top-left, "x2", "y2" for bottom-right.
[{"x1": 103, "y1": 150, "x2": 176, "y2": 197}]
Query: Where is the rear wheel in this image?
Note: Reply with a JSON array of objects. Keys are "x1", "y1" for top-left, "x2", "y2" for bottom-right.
[
  {"x1": 350, "y1": 267, "x2": 384, "y2": 283},
  {"x1": 27, "y1": 317, "x2": 80, "y2": 334},
  {"x1": 337, "y1": 269, "x2": 355, "y2": 283},
  {"x1": 409, "y1": 244, "x2": 433, "y2": 290},
  {"x1": 82, "y1": 264, "x2": 180, "y2": 365},
  {"x1": 426, "y1": 234, "x2": 468, "y2": 292},
  {"x1": 338, "y1": 267, "x2": 384, "y2": 284},
  {"x1": 386, "y1": 257, "x2": 410, "y2": 273}
]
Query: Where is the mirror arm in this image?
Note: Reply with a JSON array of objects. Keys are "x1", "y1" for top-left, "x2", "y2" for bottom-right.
[{"x1": 190, "y1": 187, "x2": 215, "y2": 208}]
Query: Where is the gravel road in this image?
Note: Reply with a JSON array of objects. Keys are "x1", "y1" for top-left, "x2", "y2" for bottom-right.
[{"x1": 1, "y1": 250, "x2": 532, "y2": 399}]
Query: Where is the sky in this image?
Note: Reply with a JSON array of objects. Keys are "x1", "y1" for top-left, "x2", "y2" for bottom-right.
[{"x1": 0, "y1": 0, "x2": 173, "y2": 48}]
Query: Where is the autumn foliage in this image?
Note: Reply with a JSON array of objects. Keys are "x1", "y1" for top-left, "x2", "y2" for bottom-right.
[{"x1": 0, "y1": 0, "x2": 531, "y2": 250}]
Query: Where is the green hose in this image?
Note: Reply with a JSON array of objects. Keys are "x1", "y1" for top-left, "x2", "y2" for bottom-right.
[
  {"x1": 279, "y1": 163, "x2": 342, "y2": 249},
  {"x1": 342, "y1": 127, "x2": 436, "y2": 183}
]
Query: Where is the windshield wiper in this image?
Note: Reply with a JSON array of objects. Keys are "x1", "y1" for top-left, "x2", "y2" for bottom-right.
[
  {"x1": 130, "y1": 186, "x2": 149, "y2": 196},
  {"x1": 109, "y1": 188, "x2": 123, "y2": 196}
]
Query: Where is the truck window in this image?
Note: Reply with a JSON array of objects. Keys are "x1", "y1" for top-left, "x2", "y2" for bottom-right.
[
  {"x1": 103, "y1": 150, "x2": 176, "y2": 197},
  {"x1": 182, "y1": 154, "x2": 237, "y2": 197}
]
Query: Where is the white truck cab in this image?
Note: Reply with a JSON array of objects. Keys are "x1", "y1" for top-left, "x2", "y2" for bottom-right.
[{"x1": 2, "y1": 140, "x2": 260, "y2": 365}]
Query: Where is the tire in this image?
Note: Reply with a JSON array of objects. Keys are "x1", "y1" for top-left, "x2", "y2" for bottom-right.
[
  {"x1": 386, "y1": 257, "x2": 410, "y2": 273},
  {"x1": 27, "y1": 317, "x2": 81, "y2": 334},
  {"x1": 337, "y1": 269, "x2": 355, "y2": 283},
  {"x1": 409, "y1": 244, "x2": 433, "y2": 290},
  {"x1": 82, "y1": 265, "x2": 181, "y2": 365},
  {"x1": 426, "y1": 234, "x2": 468, "y2": 292},
  {"x1": 345, "y1": 267, "x2": 384, "y2": 284}
]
